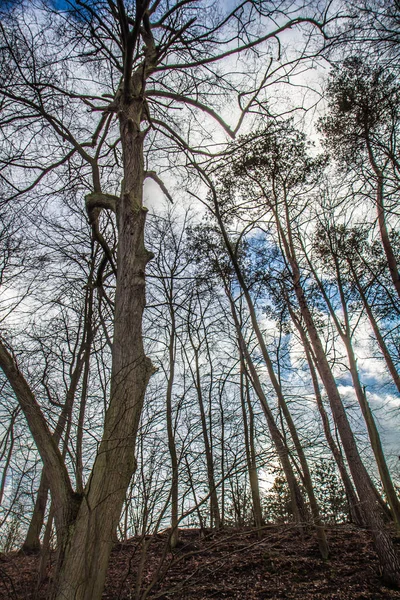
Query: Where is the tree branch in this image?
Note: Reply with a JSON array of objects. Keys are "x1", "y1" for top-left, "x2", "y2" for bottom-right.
[{"x1": 0, "y1": 339, "x2": 74, "y2": 523}]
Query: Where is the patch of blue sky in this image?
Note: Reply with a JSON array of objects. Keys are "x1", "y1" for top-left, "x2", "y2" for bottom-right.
[
  {"x1": 1, "y1": 0, "x2": 81, "y2": 11},
  {"x1": 51, "y1": 0, "x2": 81, "y2": 8}
]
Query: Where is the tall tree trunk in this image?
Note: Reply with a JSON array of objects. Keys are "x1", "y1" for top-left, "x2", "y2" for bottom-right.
[
  {"x1": 76, "y1": 279, "x2": 95, "y2": 494},
  {"x1": 245, "y1": 186, "x2": 400, "y2": 584},
  {"x1": 225, "y1": 286, "x2": 307, "y2": 529},
  {"x1": 37, "y1": 502, "x2": 55, "y2": 594},
  {"x1": 192, "y1": 347, "x2": 221, "y2": 529},
  {"x1": 0, "y1": 409, "x2": 18, "y2": 506},
  {"x1": 0, "y1": 340, "x2": 77, "y2": 544},
  {"x1": 240, "y1": 358, "x2": 263, "y2": 530},
  {"x1": 185, "y1": 455, "x2": 206, "y2": 534},
  {"x1": 345, "y1": 336, "x2": 400, "y2": 527},
  {"x1": 21, "y1": 287, "x2": 93, "y2": 553},
  {"x1": 294, "y1": 306, "x2": 393, "y2": 523},
  {"x1": 20, "y1": 264, "x2": 95, "y2": 555},
  {"x1": 365, "y1": 140, "x2": 400, "y2": 300},
  {"x1": 218, "y1": 386, "x2": 226, "y2": 526},
  {"x1": 166, "y1": 302, "x2": 179, "y2": 548},
  {"x1": 289, "y1": 306, "x2": 365, "y2": 526},
  {"x1": 52, "y1": 81, "x2": 155, "y2": 600},
  {"x1": 22, "y1": 472, "x2": 49, "y2": 554}
]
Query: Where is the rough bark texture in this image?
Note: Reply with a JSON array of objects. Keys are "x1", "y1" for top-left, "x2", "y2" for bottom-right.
[{"x1": 52, "y1": 80, "x2": 155, "y2": 600}]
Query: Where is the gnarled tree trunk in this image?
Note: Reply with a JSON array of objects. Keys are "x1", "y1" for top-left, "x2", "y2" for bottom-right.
[{"x1": 53, "y1": 81, "x2": 155, "y2": 599}]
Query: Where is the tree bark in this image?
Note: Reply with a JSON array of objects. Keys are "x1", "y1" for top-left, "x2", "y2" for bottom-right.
[
  {"x1": 365, "y1": 140, "x2": 400, "y2": 300},
  {"x1": 51, "y1": 74, "x2": 155, "y2": 600},
  {"x1": 192, "y1": 347, "x2": 221, "y2": 529},
  {"x1": 224, "y1": 285, "x2": 307, "y2": 530},
  {"x1": 211, "y1": 192, "x2": 327, "y2": 555},
  {"x1": 240, "y1": 358, "x2": 264, "y2": 531},
  {"x1": 0, "y1": 341, "x2": 76, "y2": 538},
  {"x1": 22, "y1": 472, "x2": 49, "y2": 554},
  {"x1": 238, "y1": 182, "x2": 400, "y2": 584},
  {"x1": 21, "y1": 283, "x2": 94, "y2": 553},
  {"x1": 166, "y1": 298, "x2": 179, "y2": 548}
]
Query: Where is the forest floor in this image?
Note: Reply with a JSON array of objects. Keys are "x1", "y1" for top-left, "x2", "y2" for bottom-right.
[{"x1": 1, "y1": 524, "x2": 400, "y2": 599}]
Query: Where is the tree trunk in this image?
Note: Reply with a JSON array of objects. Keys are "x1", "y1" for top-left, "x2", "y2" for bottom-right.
[
  {"x1": 20, "y1": 352, "x2": 88, "y2": 552},
  {"x1": 240, "y1": 358, "x2": 264, "y2": 531},
  {"x1": 166, "y1": 303, "x2": 179, "y2": 548},
  {"x1": 290, "y1": 307, "x2": 365, "y2": 526},
  {"x1": 365, "y1": 141, "x2": 400, "y2": 300},
  {"x1": 193, "y1": 348, "x2": 221, "y2": 529},
  {"x1": 52, "y1": 88, "x2": 154, "y2": 600},
  {"x1": 37, "y1": 503, "x2": 55, "y2": 594},
  {"x1": 345, "y1": 336, "x2": 400, "y2": 528},
  {"x1": 211, "y1": 195, "x2": 327, "y2": 555},
  {"x1": 225, "y1": 287, "x2": 307, "y2": 529},
  {"x1": 22, "y1": 472, "x2": 49, "y2": 554},
  {"x1": 270, "y1": 196, "x2": 400, "y2": 585},
  {"x1": 76, "y1": 280, "x2": 95, "y2": 494},
  {"x1": 21, "y1": 279, "x2": 94, "y2": 553},
  {"x1": 309, "y1": 250, "x2": 400, "y2": 529},
  {"x1": 290, "y1": 262, "x2": 400, "y2": 585}
]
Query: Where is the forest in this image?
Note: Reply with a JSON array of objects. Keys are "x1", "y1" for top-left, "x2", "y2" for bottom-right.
[{"x1": 0, "y1": 0, "x2": 399, "y2": 598}]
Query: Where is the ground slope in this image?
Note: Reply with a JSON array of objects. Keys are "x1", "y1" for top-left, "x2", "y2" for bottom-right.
[{"x1": 1, "y1": 525, "x2": 400, "y2": 599}]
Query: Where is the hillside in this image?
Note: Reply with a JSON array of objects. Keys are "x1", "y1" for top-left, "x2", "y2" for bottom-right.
[{"x1": 1, "y1": 525, "x2": 400, "y2": 599}]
